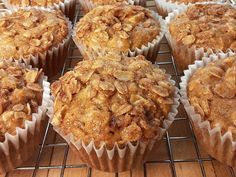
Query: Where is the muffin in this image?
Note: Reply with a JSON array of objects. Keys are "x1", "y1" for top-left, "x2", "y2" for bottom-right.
[
  {"x1": 0, "y1": 60, "x2": 50, "y2": 174},
  {"x1": 166, "y1": 3, "x2": 236, "y2": 71},
  {"x1": 0, "y1": 8, "x2": 71, "y2": 77},
  {"x1": 73, "y1": 4, "x2": 165, "y2": 63},
  {"x1": 155, "y1": 0, "x2": 224, "y2": 17},
  {"x1": 3, "y1": 0, "x2": 76, "y2": 21},
  {"x1": 78, "y1": 0, "x2": 146, "y2": 12},
  {"x1": 49, "y1": 55, "x2": 179, "y2": 172},
  {"x1": 180, "y1": 53, "x2": 236, "y2": 167}
]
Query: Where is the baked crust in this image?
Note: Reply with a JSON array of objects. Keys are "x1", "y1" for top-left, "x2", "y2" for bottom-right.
[
  {"x1": 51, "y1": 55, "x2": 175, "y2": 145},
  {"x1": 8, "y1": 0, "x2": 64, "y2": 6},
  {"x1": 188, "y1": 55, "x2": 236, "y2": 139},
  {"x1": 0, "y1": 9, "x2": 68, "y2": 59},
  {"x1": 169, "y1": 4, "x2": 236, "y2": 52},
  {"x1": 75, "y1": 4, "x2": 160, "y2": 54},
  {"x1": 0, "y1": 61, "x2": 43, "y2": 142}
]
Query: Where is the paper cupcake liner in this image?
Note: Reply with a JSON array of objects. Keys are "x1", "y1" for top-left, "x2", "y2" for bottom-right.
[
  {"x1": 179, "y1": 51, "x2": 236, "y2": 167},
  {"x1": 0, "y1": 62, "x2": 51, "y2": 174},
  {"x1": 2, "y1": 0, "x2": 76, "y2": 21},
  {"x1": 73, "y1": 11, "x2": 165, "y2": 63},
  {"x1": 165, "y1": 2, "x2": 235, "y2": 73},
  {"x1": 48, "y1": 76, "x2": 180, "y2": 172},
  {"x1": 0, "y1": 7, "x2": 72, "y2": 78},
  {"x1": 155, "y1": 0, "x2": 226, "y2": 17},
  {"x1": 78, "y1": 0, "x2": 146, "y2": 12}
]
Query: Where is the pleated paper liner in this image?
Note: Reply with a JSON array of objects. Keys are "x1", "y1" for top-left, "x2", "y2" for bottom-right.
[
  {"x1": 2, "y1": 0, "x2": 76, "y2": 21},
  {"x1": 180, "y1": 51, "x2": 236, "y2": 167},
  {"x1": 154, "y1": 0, "x2": 225, "y2": 17},
  {"x1": 165, "y1": 2, "x2": 235, "y2": 73},
  {"x1": 48, "y1": 80, "x2": 180, "y2": 172},
  {"x1": 0, "y1": 7, "x2": 72, "y2": 78},
  {"x1": 0, "y1": 62, "x2": 51, "y2": 174},
  {"x1": 78, "y1": 0, "x2": 146, "y2": 13},
  {"x1": 73, "y1": 11, "x2": 165, "y2": 64}
]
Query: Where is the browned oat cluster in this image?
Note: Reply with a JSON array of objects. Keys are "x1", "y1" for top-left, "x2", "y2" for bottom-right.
[
  {"x1": 188, "y1": 55, "x2": 236, "y2": 139},
  {"x1": 0, "y1": 8, "x2": 68, "y2": 59},
  {"x1": 92, "y1": 0, "x2": 128, "y2": 5},
  {"x1": 168, "y1": 0, "x2": 213, "y2": 4},
  {"x1": 51, "y1": 55, "x2": 175, "y2": 145},
  {"x1": 0, "y1": 61, "x2": 43, "y2": 142},
  {"x1": 169, "y1": 4, "x2": 236, "y2": 51},
  {"x1": 8, "y1": 0, "x2": 64, "y2": 6},
  {"x1": 75, "y1": 4, "x2": 160, "y2": 53}
]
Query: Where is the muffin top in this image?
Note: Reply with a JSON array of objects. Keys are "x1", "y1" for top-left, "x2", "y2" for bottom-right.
[
  {"x1": 51, "y1": 55, "x2": 175, "y2": 145},
  {"x1": 188, "y1": 55, "x2": 236, "y2": 139},
  {"x1": 169, "y1": 4, "x2": 236, "y2": 52},
  {"x1": 75, "y1": 5, "x2": 160, "y2": 53},
  {"x1": 8, "y1": 0, "x2": 64, "y2": 6},
  {"x1": 0, "y1": 61, "x2": 43, "y2": 142},
  {"x1": 0, "y1": 8, "x2": 69, "y2": 59}
]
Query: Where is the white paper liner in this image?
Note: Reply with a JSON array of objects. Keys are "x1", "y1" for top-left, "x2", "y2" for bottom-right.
[
  {"x1": 179, "y1": 51, "x2": 236, "y2": 167},
  {"x1": 78, "y1": 0, "x2": 146, "y2": 12},
  {"x1": 2, "y1": 0, "x2": 76, "y2": 21},
  {"x1": 47, "y1": 75, "x2": 180, "y2": 172},
  {"x1": 0, "y1": 7, "x2": 72, "y2": 78},
  {"x1": 0, "y1": 61, "x2": 51, "y2": 174},
  {"x1": 154, "y1": 0, "x2": 225, "y2": 17},
  {"x1": 73, "y1": 11, "x2": 165, "y2": 63},
  {"x1": 165, "y1": 2, "x2": 236, "y2": 72}
]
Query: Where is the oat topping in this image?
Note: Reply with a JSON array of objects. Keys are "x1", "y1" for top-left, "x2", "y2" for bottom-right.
[
  {"x1": 0, "y1": 9, "x2": 68, "y2": 59},
  {"x1": 0, "y1": 61, "x2": 43, "y2": 142},
  {"x1": 169, "y1": 0, "x2": 213, "y2": 4},
  {"x1": 51, "y1": 55, "x2": 175, "y2": 145},
  {"x1": 188, "y1": 55, "x2": 236, "y2": 139},
  {"x1": 169, "y1": 4, "x2": 236, "y2": 51},
  {"x1": 8, "y1": 0, "x2": 64, "y2": 6},
  {"x1": 92, "y1": 0, "x2": 128, "y2": 5},
  {"x1": 75, "y1": 5, "x2": 160, "y2": 53}
]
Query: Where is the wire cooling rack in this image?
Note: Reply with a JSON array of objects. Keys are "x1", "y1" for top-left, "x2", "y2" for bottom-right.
[{"x1": 1, "y1": 1, "x2": 236, "y2": 177}]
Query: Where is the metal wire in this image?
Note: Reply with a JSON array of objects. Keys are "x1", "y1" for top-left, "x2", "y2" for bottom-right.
[{"x1": 1, "y1": 1, "x2": 234, "y2": 177}]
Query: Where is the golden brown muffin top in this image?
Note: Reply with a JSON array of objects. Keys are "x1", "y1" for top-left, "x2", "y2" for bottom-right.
[
  {"x1": 75, "y1": 5, "x2": 160, "y2": 53},
  {"x1": 188, "y1": 55, "x2": 236, "y2": 139},
  {"x1": 0, "y1": 9, "x2": 69, "y2": 59},
  {"x1": 169, "y1": 4, "x2": 236, "y2": 52},
  {"x1": 51, "y1": 55, "x2": 175, "y2": 145},
  {"x1": 8, "y1": 0, "x2": 64, "y2": 6},
  {"x1": 0, "y1": 61, "x2": 43, "y2": 142}
]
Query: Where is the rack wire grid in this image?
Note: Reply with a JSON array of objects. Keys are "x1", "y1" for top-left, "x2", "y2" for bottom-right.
[{"x1": 1, "y1": 0, "x2": 236, "y2": 177}]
